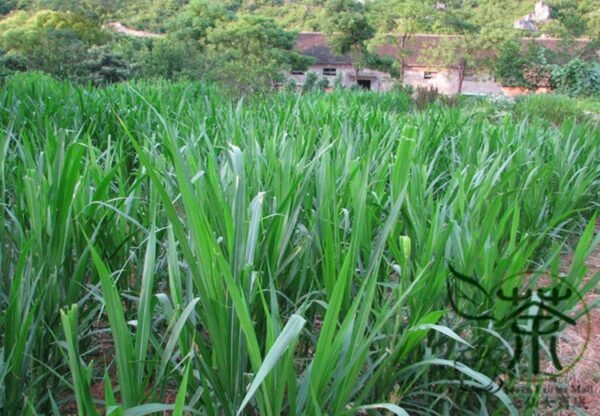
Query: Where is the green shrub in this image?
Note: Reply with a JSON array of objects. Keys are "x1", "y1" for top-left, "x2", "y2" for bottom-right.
[
  {"x1": 413, "y1": 85, "x2": 441, "y2": 110},
  {"x1": 78, "y1": 45, "x2": 132, "y2": 85},
  {"x1": 512, "y1": 94, "x2": 585, "y2": 124},
  {"x1": 30, "y1": 29, "x2": 88, "y2": 78},
  {"x1": 283, "y1": 77, "x2": 297, "y2": 92},
  {"x1": 315, "y1": 75, "x2": 329, "y2": 90},
  {"x1": 551, "y1": 58, "x2": 600, "y2": 97},
  {"x1": 0, "y1": 10, "x2": 105, "y2": 54},
  {"x1": 132, "y1": 36, "x2": 204, "y2": 80},
  {"x1": 302, "y1": 71, "x2": 318, "y2": 92},
  {"x1": 0, "y1": 0, "x2": 16, "y2": 15},
  {"x1": 495, "y1": 40, "x2": 529, "y2": 87},
  {"x1": 334, "y1": 73, "x2": 344, "y2": 89},
  {"x1": 0, "y1": 49, "x2": 26, "y2": 83},
  {"x1": 391, "y1": 80, "x2": 414, "y2": 96},
  {"x1": 412, "y1": 87, "x2": 459, "y2": 110},
  {"x1": 301, "y1": 71, "x2": 330, "y2": 92}
]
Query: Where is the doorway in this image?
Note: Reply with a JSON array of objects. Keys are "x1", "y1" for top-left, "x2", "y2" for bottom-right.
[{"x1": 357, "y1": 79, "x2": 372, "y2": 90}]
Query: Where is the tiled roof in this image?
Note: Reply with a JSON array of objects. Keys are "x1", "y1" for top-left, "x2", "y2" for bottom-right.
[
  {"x1": 295, "y1": 32, "x2": 352, "y2": 64},
  {"x1": 296, "y1": 32, "x2": 595, "y2": 68},
  {"x1": 376, "y1": 34, "x2": 466, "y2": 68},
  {"x1": 523, "y1": 37, "x2": 595, "y2": 56}
]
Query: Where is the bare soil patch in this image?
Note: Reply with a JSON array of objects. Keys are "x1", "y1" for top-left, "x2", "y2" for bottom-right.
[{"x1": 543, "y1": 221, "x2": 600, "y2": 414}]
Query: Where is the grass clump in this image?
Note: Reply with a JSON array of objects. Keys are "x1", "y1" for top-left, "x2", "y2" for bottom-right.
[
  {"x1": 0, "y1": 72, "x2": 598, "y2": 415},
  {"x1": 513, "y1": 94, "x2": 600, "y2": 125}
]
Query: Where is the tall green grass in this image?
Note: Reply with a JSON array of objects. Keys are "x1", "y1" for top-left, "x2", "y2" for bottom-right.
[{"x1": 0, "y1": 73, "x2": 599, "y2": 415}]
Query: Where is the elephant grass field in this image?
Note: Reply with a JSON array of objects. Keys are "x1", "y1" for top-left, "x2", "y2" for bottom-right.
[{"x1": 0, "y1": 73, "x2": 599, "y2": 415}]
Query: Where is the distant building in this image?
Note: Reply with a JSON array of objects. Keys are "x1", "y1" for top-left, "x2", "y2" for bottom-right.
[
  {"x1": 288, "y1": 33, "x2": 393, "y2": 92},
  {"x1": 288, "y1": 32, "x2": 595, "y2": 95}
]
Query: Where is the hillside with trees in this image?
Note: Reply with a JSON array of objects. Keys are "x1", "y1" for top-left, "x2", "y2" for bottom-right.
[
  {"x1": 2, "y1": 1, "x2": 598, "y2": 38},
  {"x1": 1, "y1": 0, "x2": 598, "y2": 95}
]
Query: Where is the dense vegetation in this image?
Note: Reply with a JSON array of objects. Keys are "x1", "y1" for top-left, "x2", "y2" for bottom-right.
[
  {"x1": 5, "y1": 0, "x2": 596, "y2": 37},
  {"x1": 0, "y1": 73, "x2": 598, "y2": 415},
  {"x1": 1, "y1": 0, "x2": 599, "y2": 95}
]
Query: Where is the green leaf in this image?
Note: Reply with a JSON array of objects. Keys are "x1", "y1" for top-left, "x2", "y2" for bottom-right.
[
  {"x1": 237, "y1": 314, "x2": 306, "y2": 415},
  {"x1": 356, "y1": 403, "x2": 410, "y2": 416},
  {"x1": 411, "y1": 324, "x2": 473, "y2": 348},
  {"x1": 88, "y1": 243, "x2": 137, "y2": 407}
]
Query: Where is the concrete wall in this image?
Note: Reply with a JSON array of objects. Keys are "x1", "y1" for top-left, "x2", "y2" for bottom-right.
[
  {"x1": 462, "y1": 74, "x2": 504, "y2": 95},
  {"x1": 286, "y1": 64, "x2": 507, "y2": 95},
  {"x1": 401, "y1": 68, "x2": 505, "y2": 95},
  {"x1": 287, "y1": 64, "x2": 394, "y2": 91},
  {"x1": 403, "y1": 67, "x2": 460, "y2": 94}
]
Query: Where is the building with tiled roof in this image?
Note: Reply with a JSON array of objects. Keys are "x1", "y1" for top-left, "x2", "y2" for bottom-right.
[{"x1": 287, "y1": 32, "x2": 595, "y2": 95}]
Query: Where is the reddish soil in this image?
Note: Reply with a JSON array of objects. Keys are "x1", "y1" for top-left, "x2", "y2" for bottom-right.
[
  {"x1": 501, "y1": 86, "x2": 553, "y2": 96},
  {"x1": 58, "y1": 224, "x2": 600, "y2": 414},
  {"x1": 541, "y1": 221, "x2": 600, "y2": 414}
]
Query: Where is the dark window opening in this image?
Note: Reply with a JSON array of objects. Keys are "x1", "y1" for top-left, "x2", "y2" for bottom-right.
[
  {"x1": 357, "y1": 79, "x2": 371, "y2": 90},
  {"x1": 424, "y1": 71, "x2": 436, "y2": 79},
  {"x1": 323, "y1": 68, "x2": 336, "y2": 76},
  {"x1": 291, "y1": 70, "x2": 305, "y2": 75}
]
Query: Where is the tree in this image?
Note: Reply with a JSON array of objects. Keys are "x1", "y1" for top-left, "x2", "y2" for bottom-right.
[
  {"x1": 0, "y1": 10, "x2": 104, "y2": 55},
  {"x1": 0, "y1": 47, "x2": 28, "y2": 83},
  {"x1": 324, "y1": 0, "x2": 374, "y2": 82},
  {"x1": 29, "y1": 28, "x2": 87, "y2": 77},
  {"x1": 79, "y1": 45, "x2": 131, "y2": 85},
  {"x1": 0, "y1": 9, "x2": 106, "y2": 78},
  {"x1": 0, "y1": 0, "x2": 18, "y2": 15},
  {"x1": 369, "y1": 0, "x2": 493, "y2": 90},
  {"x1": 494, "y1": 39, "x2": 529, "y2": 87},
  {"x1": 167, "y1": 1, "x2": 314, "y2": 93},
  {"x1": 205, "y1": 14, "x2": 313, "y2": 94},
  {"x1": 172, "y1": 0, "x2": 235, "y2": 47},
  {"x1": 29, "y1": 0, "x2": 126, "y2": 24},
  {"x1": 134, "y1": 36, "x2": 204, "y2": 80},
  {"x1": 443, "y1": 16, "x2": 484, "y2": 94},
  {"x1": 369, "y1": 0, "x2": 435, "y2": 79},
  {"x1": 237, "y1": 1, "x2": 328, "y2": 32},
  {"x1": 540, "y1": 0, "x2": 587, "y2": 38}
]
